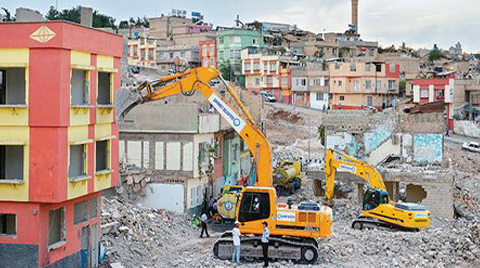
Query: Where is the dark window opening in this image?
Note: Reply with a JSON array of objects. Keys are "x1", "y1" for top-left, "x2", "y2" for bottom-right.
[
  {"x1": 69, "y1": 145, "x2": 86, "y2": 179},
  {"x1": 74, "y1": 201, "x2": 88, "y2": 224},
  {"x1": 97, "y1": 72, "x2": 112, "y2": 105},
  {"x1": 238, "y1": 192, "x2": 270, "y2": 222},
  {"x1": 339, "y1": 96, "x2": 345, "y2": 101},
  {"x1": 71, "y1": 69, "x2": 89, "y2": 105},
  {"x1": 48, "y1": 208, "x2": 65, "y2": 246},
  {"x1": 0, "y1": 214, "x2": 16, "y2": 235},
  {"x1": 0, "y1": 145, "x2": 24, "y2": 181},
  {"x1": 0, "y1": 68, "x2": 26, "y2": 105},
  {"x1": 96, "y1": 141, "x2": 109, "y2": 172}
]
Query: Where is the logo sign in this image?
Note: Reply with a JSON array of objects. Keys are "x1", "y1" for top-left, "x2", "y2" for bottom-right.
[
  {"x1": 338, "y1": 164, "x2": 357, "y2": 174},
  {"x1": 29, "y1": 26, "x2": 56, "y2": 43},
  {"x1": 277, "y1": 211, "x2": 296, "y2": 222},
  {"x1": 224, "y1": 201, "x2": 234, "y2": 211},
  {"x1": 208, "y1": 93, "x2": 246, "y2": 133},
  {"x1": 415, "y1": 212, "x2": 428, "y2": 219}
]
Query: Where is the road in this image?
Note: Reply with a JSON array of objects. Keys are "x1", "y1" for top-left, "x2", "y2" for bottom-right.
[
  {"x1": 445, "y1": 133, "x2": 480, "y2": 145},
  {"x1": 266, "y1": 102, "x2": 325, "y2": 116}
]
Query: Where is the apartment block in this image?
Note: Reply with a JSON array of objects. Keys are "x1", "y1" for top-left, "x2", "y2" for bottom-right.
[
  {"x1": 217, "y1": 28, "x2": 264, "y2": 85},
  {"x1": 128, "y1": 37, "x2": 159, "y2": 69},
  {"x1": 241, "y1": 47, "x2": 297, "y2": 103},
  {"x1": 119, "y1": 102, "x2": 222, "y2": 217},
  {"x1": 291, "y1": 63, "x2": 330, "y2": 109},
  {"x1": 412, "y1": 77, "x2": 455, "y2": 130},
  {"x1": 156, "y1": 45, "x2": 200, "y2": 75},
  {"x1": 200, "y1": 40, "x2": 217, "y2": 68},
  {"x1": 0, "y1": 21, "x2": 121, "y2": 268},
  {"x1": 329, "y1": 61, "x2": 400, "y2": 110}
]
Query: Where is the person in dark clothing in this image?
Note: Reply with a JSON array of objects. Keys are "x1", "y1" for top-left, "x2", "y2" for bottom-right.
[
  {"x1": 200, "y1": 212, "x2": 210, "y2": 238},
  {"x1": 261, "y1": 222, "x2": 270, "y2": 267}
]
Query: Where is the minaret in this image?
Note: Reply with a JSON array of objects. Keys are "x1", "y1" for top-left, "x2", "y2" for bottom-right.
[{"x1": 352, "y1": 0, "x2": 359, "y2": 33}]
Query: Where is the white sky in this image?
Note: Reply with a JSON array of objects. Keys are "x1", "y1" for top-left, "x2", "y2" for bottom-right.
[{"x1": 2, "y1": 0, "x2": 479, "y2": 52}]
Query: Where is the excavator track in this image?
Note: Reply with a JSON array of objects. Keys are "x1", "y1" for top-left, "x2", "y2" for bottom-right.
[
  {"x1": 352, "y1": 217, "x2": 420, "y2": 232},
  {"x1": 213, "y1": 235, "x2": 319, "y2": 264}
]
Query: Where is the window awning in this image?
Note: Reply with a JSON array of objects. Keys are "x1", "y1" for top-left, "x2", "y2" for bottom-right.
[
  {"x1": 98, "y1": 67, "x2": 118, "y2": 73},
  {"x1": 96, "y1": 135, "x2": 117, "y2": 141},
  {"x1": 69, "y1": 139, "x2": 94, "y2": 145},
  {"x1": 71, "y1": 64, "x2": 95, "y2": 71},
  {"x1": 0, "y1": 140, "x2": 26, "y2": 145}
]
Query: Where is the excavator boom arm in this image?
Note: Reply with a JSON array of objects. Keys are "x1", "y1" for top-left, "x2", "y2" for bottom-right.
[
  {"x1": 325, "y1": 149, "x2": 386, "y2": 202},
  {"x1": 116, "y1": 67, "x2": 272, "y2": 187}
]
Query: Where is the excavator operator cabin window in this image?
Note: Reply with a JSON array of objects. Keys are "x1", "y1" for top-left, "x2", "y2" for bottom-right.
[{"x1": 238, "y1": 192, "x2": 270, "y2": 222}]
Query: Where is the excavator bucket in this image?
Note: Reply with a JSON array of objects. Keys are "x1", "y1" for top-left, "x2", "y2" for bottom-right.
[{"x1": 115, "y1": 86, "x2": 143, "y2": 123}]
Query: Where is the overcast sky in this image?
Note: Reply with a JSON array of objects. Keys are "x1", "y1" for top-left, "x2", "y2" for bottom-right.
[{"x1": 2, "y1": 0, "x2": 479, "y2": 52}]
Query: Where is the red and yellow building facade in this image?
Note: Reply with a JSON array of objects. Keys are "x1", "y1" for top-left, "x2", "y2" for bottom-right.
[
  {"x1": 199, "y1": 40, "x2": 217, "y2": 68},
  {"x1": 0, "y1": 21, "x2": 121, "y2": 267}
]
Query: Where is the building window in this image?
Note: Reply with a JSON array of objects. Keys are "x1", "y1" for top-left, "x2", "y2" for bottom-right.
[
  {"x1": 420, "y1": 89, "x2": 429, "y2": 98},
  {"x1": 354, "y1": 81, "x2": 359, "y2": 90},
  {"x1": 210, "y1": 45, "x2": 215, "y2": 54},
  {"x1": 267, "y1": 76, "x2": 273, "y2": 84},
  {"x1": 148, "y1": 49, "x2": 155, "y2": 60},
  {"x1": 388, "y1": 80, "x2": 396, "y2": 91},
  {"x1": 219, "y1": 37, "x2": 224, "y2": 45},
  {"x1": 270, "y1": 63, "x2": 277, "y2": 71},
  {"x1": 203, "y1": 46, "x2": 207, "y2": 56},
  {"x1": 0, "y1": 214, "x2": 16, "y2": 235},
  {"x1": 140, "y1": 49, "x2": 146, "y2": 60},
  {"x1": 0, "y1": 68, "x2": 26, "y2": 105},
  {"x1": 0, "y1": 145, "x2": 24, "y2": 181},
  {"x1": 159, "y1": 52, "x2": 164, "y2": 58},
  {"x1": 74, "y1": 201, "x2": 88, "y2": 224},
  {"x1": 338, "y1": 80, "x2": 343, "y2": 86},
  {"x1": 389, "y1": 64, "x2": 396, "y2": 73},
  {"x1": 255, "y1": 78, "x2": 260, "y2": 85},
  {"x1": 89, "y1": 198, "x2": 98, "y2": 219},
  {"x1": 95, "y1": 140, "x2": 109, "y2": 172},
  {"x1": 253, "y1": 38, "x2": 258, "y2": 45},
  {"x1": 133, "y1": 45, "x2": 138, "y2": 55},
  {"x1": 48, "y1": 208, "x2": 65, "y2": 247},
  {"x1": 282, "y1": 77, "x2": 288, "y2": 85},
  {"x1": 316, "y1": 93, "x2": 322, "y2": 101},
  {"x1": 169, "y1": 53, "x2": 174, "y2": 58},
  {"x1": 97, "y1": 72, "x2": 112, "y2": 105},
  {"x1": 218, "y1": 50, "x2": 224, "y2": 59},
  {"x1": 210, "y1": 58, "x2": 215, "y2": 66},
  {"x1": 376, "y1": 81, "x2": 381, "y2": 90},
  {"x1": 253, "y1": 63, "x2": 259, "y2": 70},
  {"x1": 180, "y1": 51, "x2": 186, "y2": 57},
  {"x1": 366, "y1": 80, "x2": 372, "y2": 90},
  {"x1": 350, "y1": 64, "x2": 356, "y2": 72},
  {"x1": 203, "y1": 58, "x2": 208, "y2": 67},
  {"x1": 68, "y1": 144, "x2": 86, "y2": 179},
  {"x1": 340, "y1": 96, "x2": 345, "y2": 101},
  {"x1": 365, "y1": 63, "x2": 371, "y2": 72},
  {"x1": 376, "y1": 64, "x2": 382, "y2": 72},
  {"x1": 301, "y1": 79, "x2": 307, "y2": 86},
  {"x1": 199, "y1": 142, "x2": 210, "y2": 165},
  {"x1": 436, "y1": 89, "x2": 444, "y2": 99},
  {"x1": 233, "y1": 36, "x2": 241, "y2": 43},
  {"x1": 71, "y1": 69, "x2": 89, "y2": 105},
  {"x1": 244, "y1": 63, "x2": 251, "y2": 71}
]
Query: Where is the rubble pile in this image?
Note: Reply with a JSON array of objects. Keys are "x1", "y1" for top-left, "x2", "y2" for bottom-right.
[
  {"x1": 101, "y1": 197, "x2": 199, "y2": 268},
  {"x1": 122, "y1": 173, "x2": 152, "y2": 196}
]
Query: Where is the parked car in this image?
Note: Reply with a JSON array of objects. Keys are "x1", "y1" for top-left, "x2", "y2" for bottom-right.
[
  {"x1": 363, "y1": 106, "x2": 378, "y2": 113},
  {"x1": 462, "y1": 141, "x2": 480, "y2": 153},
  {"x1": 260, "y1": 92, "x2": 277, "y2": 102}
]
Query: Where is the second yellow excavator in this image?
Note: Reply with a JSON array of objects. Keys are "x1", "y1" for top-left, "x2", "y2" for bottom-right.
[{"x1": 325, "y1": 149, "x2": 430, "y2": 231}]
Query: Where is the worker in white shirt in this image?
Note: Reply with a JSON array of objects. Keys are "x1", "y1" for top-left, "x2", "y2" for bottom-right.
[
  {"x1": 232, "y1": 221, "x2": 241, "y2": 264},
  {"x1": 261, "y1": 221, "x2": 270, "y2": 267},
  {"x1": 200, "y1": 212, "x2": 210, "y2": 238}
]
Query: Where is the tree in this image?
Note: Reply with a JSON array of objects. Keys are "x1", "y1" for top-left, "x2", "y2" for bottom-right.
[
  {"x1": 218, "y1": 60, "x2": 232, "y2": 81},
  {"x1": 44, "y1": 6, "x2": 117, "y2": 29},
  {"x1": 428, "y1": 49, "x2": 446, "y2": 63},
  {"x1": 246, "y1": 20, "x2": 263, "y2": 31},
  {"x1": 119, "y1": 20, "x2": 129, "y2": 29},
  {"x1": 1, "y1": 7, "x2": 15, "y2": 21},
  {"x1": 45, "y1": 6, "x2": 59, "y2": 20}
]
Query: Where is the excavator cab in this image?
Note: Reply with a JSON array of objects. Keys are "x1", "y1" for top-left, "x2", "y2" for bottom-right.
[{"x1": 362, "y1": 188, "x2": 389, "y2": 211}]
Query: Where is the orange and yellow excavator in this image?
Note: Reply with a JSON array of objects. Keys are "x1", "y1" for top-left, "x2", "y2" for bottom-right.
[
  {"x1": 116, "y1": 66, "x2": 332, "y2": 264},
  {"x1": 325, "y1": 149, "x2": 430, "y2": 231}
]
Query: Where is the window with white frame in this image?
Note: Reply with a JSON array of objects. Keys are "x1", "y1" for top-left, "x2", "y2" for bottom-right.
[
  {"x1": 244, "y1": 63, "x2": 251, "y2": 71},
  {"x1": 420, "y1": 89, "x2": 429, "y2": 98},
  {"x1": 389, "y1": 64, "x2": 396, "y2": 73},
  {"x1": 376, "y1": 81, "x2": 381, "y2": 90},
  {"x1": 366, "y1": 80, "x2": 372, "y2": 90},
  {"x1": 255, "y1": 78, "x2": 260, "y2": 85},
  {"x1": 253, "y1": 63, "x2": 260, "y2": 70},
  {"x1": 233, "y1": 36, "x2": 241, "y2": 43},
  {"x1": 270, "y1": 63, "x2": 277, "y2": 71},
  {"x1": 436, "y1": 89, "x2": 444, "y2": 99},
  {"x1": 202, "y1": 46, "x2": 207, "y2": 56},
  {"x1": 354, "y1": 81, "x2": 359, "y2": 90},
  {"x1": 267, "y1": 76, "x2": 273, "y2": 84},
  {"x1": 388, "y1": 80, "x2": 396, "y2": 91},
  {"x1": 210, "y1": 45, "x2": 214, "y2": 54}
]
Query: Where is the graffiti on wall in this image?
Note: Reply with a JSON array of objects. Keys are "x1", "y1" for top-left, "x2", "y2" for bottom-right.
[{"x1": 414, "y1": 133, "x2": 443, "y2": 163}]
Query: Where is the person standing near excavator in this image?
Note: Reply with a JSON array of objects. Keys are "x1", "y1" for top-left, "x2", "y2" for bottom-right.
[{"x1": 261, "y1": 222, "x2": 270, "y2": 267}]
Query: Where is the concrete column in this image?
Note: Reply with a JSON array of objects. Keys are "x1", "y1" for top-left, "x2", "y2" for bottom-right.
[
  {"x1": 351, "y1": 0, "x2": 359, "y2": 33},
  {"x1": 16, "y1": 8, "x2": 43, "y2": 22},
  {"x1": 80, "y1": 6, "x2": 93, "y2": 27}
]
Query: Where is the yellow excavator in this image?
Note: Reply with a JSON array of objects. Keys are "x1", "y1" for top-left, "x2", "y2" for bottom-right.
[
  {"x1": 116, "y1": 66, "x2": 332, "y2": 264},
  {"x1": 325, "y1": 149, "x2": 430, "y2": 231}
]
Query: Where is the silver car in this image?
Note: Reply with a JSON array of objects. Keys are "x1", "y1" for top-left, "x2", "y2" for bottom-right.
[{"x1": 462, "y1": 141, "x2": 480, "y2": 153}]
